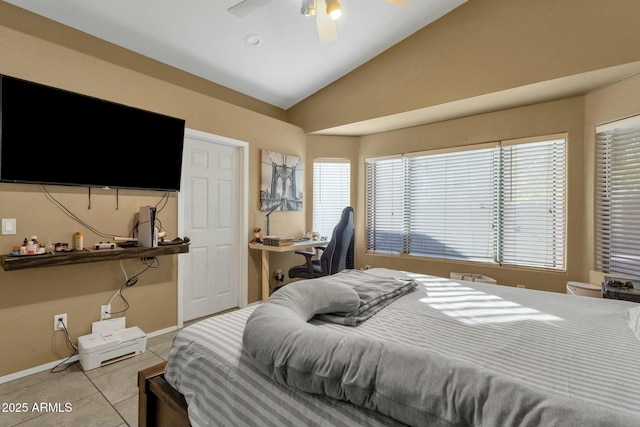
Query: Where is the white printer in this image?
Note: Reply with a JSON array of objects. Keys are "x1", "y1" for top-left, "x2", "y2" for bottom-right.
[{"x1": 78, "y1": 318, "x2": 146, "y2": 371}]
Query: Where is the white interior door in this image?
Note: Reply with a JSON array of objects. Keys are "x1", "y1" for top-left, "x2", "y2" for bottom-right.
[{"x1": 179, "y1": 129, "x2": 247, "y2": 322}]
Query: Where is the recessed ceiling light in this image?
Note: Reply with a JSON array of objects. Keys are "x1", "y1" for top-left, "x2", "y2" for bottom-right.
[{"x1": 244, "y1": 34, "x2": 263, "y2": 47}]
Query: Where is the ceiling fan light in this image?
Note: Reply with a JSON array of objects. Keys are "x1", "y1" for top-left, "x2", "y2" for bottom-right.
[
  {"x1": 301, "y1": 0, "x2": 316, "y2": 16},
  {"x1": 326, "y1": 0, "x2": 342, "y2": 20}
]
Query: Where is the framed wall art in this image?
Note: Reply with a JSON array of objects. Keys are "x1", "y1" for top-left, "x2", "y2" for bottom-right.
[{"x1": 261, "y1": 150, "x2": 303, "y2": 212}]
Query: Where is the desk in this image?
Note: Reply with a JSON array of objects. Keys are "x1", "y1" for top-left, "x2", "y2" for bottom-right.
[{"x1": 249, "y1": 240, "x2": 323, "y2": 301}]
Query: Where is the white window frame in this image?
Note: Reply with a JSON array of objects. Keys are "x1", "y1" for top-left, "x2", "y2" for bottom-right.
[{"x1": 365, "y1": 134, "x2": 567, "y2": 271}]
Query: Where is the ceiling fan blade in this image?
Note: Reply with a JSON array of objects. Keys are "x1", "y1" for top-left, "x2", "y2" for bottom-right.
[
  {"x1": 384, "y1": 0, "x2": 412, "y2": 6},
  {"x1": 316, "y1": 0, "x2": 337, "y2": 43},
  {"x1": 227, "y1": 0, "x2": 273, "y2": 17}
]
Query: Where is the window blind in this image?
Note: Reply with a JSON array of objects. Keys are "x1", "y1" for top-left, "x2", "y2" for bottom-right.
[
  {"x1": 313, "y1": 159, "x2": 350, "y2": 239},
  {"x1": 406, "y1": 147, "x2": 494, "y2": 261},
  {"x1": 365, "y1": 136, "x2": 566, "y2": 270},
  {"x1": 596, "y1": 116, "x2": 640, "y2": 278},
  {"x1": 498, "y1": 139, "x2": 566, "y2": 269},
  {"x1": 365, "y1": 156, "x2": 404, "y2": 253}
]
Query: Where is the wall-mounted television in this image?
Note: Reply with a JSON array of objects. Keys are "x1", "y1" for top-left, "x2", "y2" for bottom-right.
[{"x1": 0, "y1": 75, "x2": 186, "y2": 191}]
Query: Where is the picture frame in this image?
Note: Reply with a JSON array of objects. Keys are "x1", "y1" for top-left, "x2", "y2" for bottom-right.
[{"x1": 260, "y1": 150, "x2": 303, "y2": 211}]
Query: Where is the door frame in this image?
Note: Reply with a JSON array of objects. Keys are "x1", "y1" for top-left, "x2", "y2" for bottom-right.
[{"x1": 177, "y1": 128, "x2": 249, "y2": 329}]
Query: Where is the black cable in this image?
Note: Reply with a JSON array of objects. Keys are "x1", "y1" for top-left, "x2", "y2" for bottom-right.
[
  {"x1": 155, "y1": 192, "x2": 170, "y2": 212},
  {"x1": 107, "y1": 257, "x2": 160, "y2": 316},
  {"x1": 50, "y1": 319, "x2": 78, "y2": 373},
  {"x1": 154, "y1": 193, "x2": 169, "y2": 234},
  {"x1": 43, "y1": 185, "x2": 171, "y2": 239},
  {"x1": 42, "y1": 186, "x2": 115, "y2": 238}
]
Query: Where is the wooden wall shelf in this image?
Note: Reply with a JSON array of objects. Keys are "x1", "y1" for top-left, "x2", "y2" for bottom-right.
[{"x1": 1, "y1": 244, "x2": 189, "y2": 271}]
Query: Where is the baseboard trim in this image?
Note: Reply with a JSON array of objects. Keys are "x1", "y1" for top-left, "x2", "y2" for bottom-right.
[
  {"x1": 146, "y1": 325, "x2": 178, "y2": 338},
  {"x1": 0, "y1": 355, "x2": 80, "y2": 384},
  {"x1": 0, "y1": 324, "x2": 179, "y2": 385}
]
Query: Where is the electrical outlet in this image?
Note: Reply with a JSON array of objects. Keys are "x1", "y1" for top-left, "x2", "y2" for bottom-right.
[
  {"x1": 101, "y1": 304, "x2": 111, "y2": 319},
  {"x1": 53, "y1": 313, "x2": 67, "y2": 331}
]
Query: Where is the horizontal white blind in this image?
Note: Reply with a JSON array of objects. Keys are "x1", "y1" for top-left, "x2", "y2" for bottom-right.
[
  {"x1": 365, "y1": 157, "x2": 404, "y2": 253},
  {"x1": 407, "y1": 147, "x2": 494, "y2": 261},
  {"x1": 596, "y1": 120, "x2": 640, "y2": 278},
  {"x1": 498, "y1": 139, "x2": 566, "y2": 269},
  {"x1": 365, "y1": 136, "x2": 566, "y2": 271},
  {"x1": 313, "y1": 160, "x2": 350, "y2": 239}
]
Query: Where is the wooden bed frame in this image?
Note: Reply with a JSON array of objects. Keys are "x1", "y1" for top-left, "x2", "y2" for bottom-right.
[{"x1": 138, "y1": 362, "x2": 190, "y2": 427}]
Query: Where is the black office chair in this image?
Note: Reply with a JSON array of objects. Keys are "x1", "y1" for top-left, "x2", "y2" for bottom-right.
[{"x1": 288, "y1": 206, "x2": 354, "y2": 279}]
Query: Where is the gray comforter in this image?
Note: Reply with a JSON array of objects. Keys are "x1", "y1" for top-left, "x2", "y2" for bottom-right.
[
  {"x1": 313, "y1": 269, "x2": 417, "y2": 326},
  {"x1": 242, "y1": 270, "x2": 639, "y2": 427}
]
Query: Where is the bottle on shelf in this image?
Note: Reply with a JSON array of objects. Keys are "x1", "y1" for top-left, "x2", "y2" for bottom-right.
[{"x1": 74, "y1": 232, "x2": 84, "y2": 251}]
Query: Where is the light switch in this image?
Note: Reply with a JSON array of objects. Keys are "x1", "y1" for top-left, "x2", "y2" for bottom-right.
[{"x1": 2, "y1": 218, "x2": 16, "y2": 235}]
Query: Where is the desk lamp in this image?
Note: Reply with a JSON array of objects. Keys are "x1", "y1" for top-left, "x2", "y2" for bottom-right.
[{"x1": 265, "y1": 201, "x2": 282, "y2": 236}]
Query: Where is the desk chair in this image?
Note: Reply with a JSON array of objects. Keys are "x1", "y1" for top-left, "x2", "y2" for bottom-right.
[{"x1": 288, "y1": 206, "x2": 354, "y2": 279}]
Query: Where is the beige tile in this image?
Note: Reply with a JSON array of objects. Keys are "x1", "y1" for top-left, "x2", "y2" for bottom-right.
[
  {"x1": 0, "y1": 370, "x2": 97, "y2": 426},
  {"x1": 114, "y1": 394, "x2": 138, "y2": 427},
  {"x1": 147, "y1": 339, "x2": 173, "y2": 361},
  {"x1": 0, "y1": 363, "x2": 82, "y2": 398},
  {"x1": 89, "y1": 354, "x2": 163, "y2": 405},
  {"x1": 0, "y1": 326, "x2": 187, "y2": 427},
  {"x1": 17, "y1": 393, "x2": 124, "y2": 427},
  {"x1": 146, "y1": 330, "x2": 177, "y2": 348}
]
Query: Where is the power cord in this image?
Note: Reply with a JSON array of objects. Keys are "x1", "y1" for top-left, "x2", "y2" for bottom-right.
[
  {"x1": 102, "y1": 257, "x2": 160, "y2": 319},
  {"x1": 50, "y1": 317, "x2": 78, "y2": 373},
  {"x1": 43, "y1": 185, "x2": 171, "y2": 239}
]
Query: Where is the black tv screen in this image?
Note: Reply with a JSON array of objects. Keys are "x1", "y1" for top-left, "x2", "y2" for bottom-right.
[{"x1": 0, "y1": 75, "x2": 185, "y2": 191}]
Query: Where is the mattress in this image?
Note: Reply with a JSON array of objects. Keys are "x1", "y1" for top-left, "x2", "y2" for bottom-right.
[{"x1": 165, "y1": 269, "x2": 640, "y2": 426}]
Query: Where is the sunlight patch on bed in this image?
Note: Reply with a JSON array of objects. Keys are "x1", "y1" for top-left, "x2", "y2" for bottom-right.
[{"x1": 407, "y1": 274, "x2": 563, "y2": 324}]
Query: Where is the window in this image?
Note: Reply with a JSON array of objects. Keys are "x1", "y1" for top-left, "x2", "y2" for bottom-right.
[
  {"x1": 596, "y1": 115, "x2": 640, "y2": 278},
  {"x1": 313, "y1": 159, "x2": 351, "y2": 239},
  {"x1": 365, "y1": 135, "x2": 566, "y2": 270}
]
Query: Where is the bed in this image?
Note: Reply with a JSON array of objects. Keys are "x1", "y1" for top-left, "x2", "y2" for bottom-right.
[{"x1": 138, "y1": 268, "x2": 640, "y2": 426}]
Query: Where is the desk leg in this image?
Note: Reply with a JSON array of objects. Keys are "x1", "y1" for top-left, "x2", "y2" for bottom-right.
[{"x1": 261, "y1": 250, "x2": 270, "y2": 301}]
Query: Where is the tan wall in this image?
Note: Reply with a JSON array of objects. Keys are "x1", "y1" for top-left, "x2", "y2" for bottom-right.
[
  {"x1": 0, "y1": 16, "x2": 306, "y2": 376},
  {"x1": 0, "y1": 186, "x2": 179, "y2": 375},
  {"x1": 354, "y1": 97, "x2": 586, "y2": 294},
  {"x1": 288, "y1": 0, "x2": 640, "y2": 133},
  {"x1": 583, "y1": 74, "x2": 640, "y2": 274}
]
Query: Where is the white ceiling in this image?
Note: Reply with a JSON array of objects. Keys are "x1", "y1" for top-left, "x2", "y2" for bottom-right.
[{"x1": 4, "y1": 0, "x2": 467, "y2": 110}]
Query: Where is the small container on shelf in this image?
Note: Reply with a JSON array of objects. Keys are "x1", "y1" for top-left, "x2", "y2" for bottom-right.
[{"x1": 74, "y1": 232, "x2": 84, "y2": 250}]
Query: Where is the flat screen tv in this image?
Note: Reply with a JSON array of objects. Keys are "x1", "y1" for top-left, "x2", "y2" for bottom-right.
[{"x1": 0, "y1": 75, "x2": 185, "y2": 191}]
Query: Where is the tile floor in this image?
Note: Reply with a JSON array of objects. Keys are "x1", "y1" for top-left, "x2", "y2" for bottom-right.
[{"x1": 0, "y1": 327, "x2": 180, "y2": 427}]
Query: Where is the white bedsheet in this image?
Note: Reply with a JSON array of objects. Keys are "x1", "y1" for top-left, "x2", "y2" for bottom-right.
[{"x1": 165, "y1": 269, "x2": 640, "y2": 426}]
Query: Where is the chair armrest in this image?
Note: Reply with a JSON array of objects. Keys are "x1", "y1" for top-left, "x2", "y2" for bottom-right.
[
  {"x1": 314, "y1": 246, "x2": 327, "y2": 253},
  {"x1": 294, "y1": 250, "x2": 315, "y2": 260},
  {"x1": 293, "y1": 250, "x2": 317, "y2": 276}
]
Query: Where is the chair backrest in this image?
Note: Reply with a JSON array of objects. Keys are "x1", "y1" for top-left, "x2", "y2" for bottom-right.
[{"x1": 320, "y1": 206, "x2": 354, "y2": 275}]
